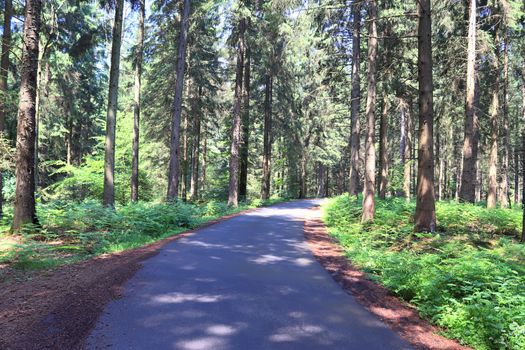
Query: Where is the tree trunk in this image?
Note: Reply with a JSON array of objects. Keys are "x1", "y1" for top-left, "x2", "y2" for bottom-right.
[
  {"x1": 459, "y1": 0, "x2": 479, "y2": 203},
  {"x1": 362, "y1": 0, "x2": 378, "y2": 222},
  {"x1": 414, "y1": 0, "x2": 436, "y2": 232},
  {"x1": 227, "y1": 18, "x2": 246, "y2": 207},
  {"x1": 239, "y1": 46, "x2": 250, "y2": 202},
  {"x1": 514, "y1": 147, "x2": 519, "y2": 206},
  {"x1": 500, "y1": 31, "x2": 509, "y2": 208},
  {"x1": 167, "y1": 0, "x2": 191, "y2": 202},
  {"x1": 348, "y1": 2, "x2": 361, "y2": 197},
  {"x1": 299, "y1": 154, "x2": 308, "y2": 199},
  {"x1": 131, "y1": 0, "x2": 145, "y2": 202},
  {"x1": 261, "y1": 74, "x2": 273, "y2": 200},
  {"x1": 12, "y1": 0, "x2": 41, "y2": 230},
  {"x1": 103, "y1": 0, "x2": 124, "y2": 207},
  {"x1": 190, "y1": 86, "x2": 202, "y2": 201},
  {"x1": 0, "y1": 0, "x2": 12, "y2": 218},
  {"x1": 487, "y1": 30, "x2": 500, "y2": 209},
  {"x1": 403, "y1": 98, "x2": 412, "y2": 201},
  {"x1": 201, "y1": 119, "x2": 207, "y2": 194},
  {"x1": 379, "y1": 96, "x2": 389, "y2": 199},
  {"x1": 181, "y1": 81, "x2": 189, "y2": 202}
]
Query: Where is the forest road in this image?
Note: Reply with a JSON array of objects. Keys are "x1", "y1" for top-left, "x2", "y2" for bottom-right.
[{"x1": 85, "y1": 199, "x2": 411, "y2": 350}]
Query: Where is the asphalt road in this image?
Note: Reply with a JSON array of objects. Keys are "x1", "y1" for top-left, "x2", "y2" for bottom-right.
[{"x1": 86, "y1": 200, "x2": 411, "y2": 350}]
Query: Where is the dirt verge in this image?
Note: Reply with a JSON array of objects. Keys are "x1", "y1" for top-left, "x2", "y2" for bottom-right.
[
  {"x1": 303, "y1": 207, "x2": 471, "y2": 350},
  {"x1": 0, "y1": 208, "x2": 257, "y2": 350}
]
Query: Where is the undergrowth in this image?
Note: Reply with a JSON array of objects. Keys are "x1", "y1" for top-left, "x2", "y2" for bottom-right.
[
  {"x1": 323, "y1": 195, "x2": 525, "y2": 350},
  {"x1": 0, "y1": 197, "x2": 284, "y2": 275}
]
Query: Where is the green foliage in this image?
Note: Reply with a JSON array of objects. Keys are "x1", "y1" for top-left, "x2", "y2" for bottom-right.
[{"x1": 324, "y1": 195, "x2": 525, "y2": 350}]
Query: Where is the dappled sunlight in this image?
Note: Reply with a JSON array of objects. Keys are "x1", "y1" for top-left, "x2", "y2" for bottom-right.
[{"x1": 150, "y1": 292, "x2": 230, "y2": 305}]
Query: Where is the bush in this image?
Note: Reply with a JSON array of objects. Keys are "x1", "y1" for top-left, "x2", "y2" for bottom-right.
[{"x1": 323, "y1": 195, "x2": 525, "y2": 350}]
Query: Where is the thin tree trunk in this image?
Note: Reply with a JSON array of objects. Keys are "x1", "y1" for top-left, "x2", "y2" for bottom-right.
[
  {"x1": 261, "y1": 74, "x2": 273, "y2": 200},
  {"x1": 201, "y1": 119, "x2": 207, "y2": 194},
  {"x1": 403, "y1": 98, "x2": 412, "y2": 201},
  {"x1": 475, "y1": 150, "x2": 482, "y2": 202},
  {"x1": 299, "y1": 154, "x2": 308, "y2": 199},
  {"x1": 514, "y1": 147, "x2": 519, "y2": 205},
  {"x1": 228, "y1": 18, "x2": 246, "y2": 207},
  {"x1": 379, "y1": 96, "x2": 389, "y2": 199},
  {"x1": 239, "y1": 46, "x2": 250, "y2": 202},
  {"x1": 500, "y1": 31, "x2": 509, "y2": 208},
  {"x1": 362, "y1": 0, "x2": 377, "y2": 222},
  {"x1": 348, "y1": 2, "x2": 361, "y2": 197},
  {"x1": 0, "y1": 0, "x2": 13, "y2": 218},
  {"x1": 167, "y1": 0, "x2": 191, "y2": 201},
  {"x1": 103, "y1": 0, "x2": 124, "y2": 207},
  {"x1": 181, "y1": 83, "x2": 189, "y2": 201},
  {"x1": 131, "y1": 0, "x2": 145, "y2": 202},
  {"x1": 12, "y1": 0, "x2": 41, "y2": 230},
  {"x1": 190, "y1": 86, "x2": 202, "y2": 201},
  {"x1": 414, "y1": 0, "x2": 436, "y2": 232},
  {"x1": 487, "y1": 30, "x2": 500, "y2": 209},
  {"x1": 459, "y1": 0, "x2": 479, "y2": 203}
]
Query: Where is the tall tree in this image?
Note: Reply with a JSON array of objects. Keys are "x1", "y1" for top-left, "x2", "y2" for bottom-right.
[
  {"x1": 487, "y1": 28, "x2": 500, "y2": 209},
  {"x1": 239, "y1": 45, "x2": 251, "y2": 202},
  {"x1": 227, "y1": 16, "x2": 246, "y2": 207},
  {"x1": 362, "y1": 0, "x2": 378, "y2": 222},
  {"x1": 414, "y1": 0, "x2": 436, "y2": 232},
  {"x1": 261, "y1": 73, "x2": 273, "y2": 200},
  {"x1": 190, "y1": 86, "x2": 202, "y2": 201},
  {"x1": 12, "y1": 0, "x2": 42, "y2": 230},
  {"x1": 103, "y1": 0, "x2": 124, "y2": 207},
  {"x1": 500, "y1": 30, "x2": 509, "y2": 207},
  {"x1": 131, "y1": 0, "x2": 145, "y2": 202},
  {"x1": 0, "y1": 0, "x2": 12, "y2": 218},
  {"x1": 348, "y1": 2, "x2": 361, "y2": 197},
  {"x1": 167, "y1": 0, "x2": 191, "y2": 202},
  {"x1": 459, "y1": 0, "x2": 479, "y2": 203}
]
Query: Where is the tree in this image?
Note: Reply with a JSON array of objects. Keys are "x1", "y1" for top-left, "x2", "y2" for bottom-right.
[
  {"x1": 348, "y1": 2, "x2": 361, "y2": 198},
  {"x1": 414, "y1": 0, "x2": 436, "y2": 232},
  {"x1": 12, "y1": 0, "x2": 42, "y2": 230},
  {"x1": 261, "y1": 73, "x2": 273, "y2": 200},
  {"x1": 0, "y1": 0, "x2": 12, "y2": 218},
  {"x1": 487, "y1": 27, "x2": 500, "y2": 209},
  {"x1": 167, "y1": 0, "x2": 191, "y2": 202},
  {"x1": 131, "y1": 0, "x2": 145, "y2": 202},
  {"x1": 227, "y1": 16, "x2": 246, "y2": 207},
  {"x1": 459, "y1": 0, "x2": 478, "y2": 203},
  {"x1": 103, "y1": 0, "x2": 124, "y2": 207},
  {"x1": 362, "y1": 0, "x2": 378, "y2": 222}
]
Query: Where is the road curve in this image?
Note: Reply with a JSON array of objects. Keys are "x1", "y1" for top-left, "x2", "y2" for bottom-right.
[{"x1": 86, "y1": 200, "x2": 410, "y2": 350}]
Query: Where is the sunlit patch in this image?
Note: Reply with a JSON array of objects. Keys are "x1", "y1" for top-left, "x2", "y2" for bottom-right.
[
  {"x1": 249, "y1": 254, "x2": 286, "y2": 264},
  {"x1": 175, "y1": 336, "x2": 227, "y2": 350},
  {"x1": 150, "y1": 292, "x2": 228, "y2": 304},
  {"x1": 207, "y1": 324, "x2": 237, "y2": 336}
]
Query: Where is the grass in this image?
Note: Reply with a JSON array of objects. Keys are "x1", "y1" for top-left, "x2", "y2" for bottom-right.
[
  {"x1": 323, "y1": 195, "x2": 525, "y2": 350},
  {"x1": 0, "y1": 197, "x2": 285, "y2": 277}
]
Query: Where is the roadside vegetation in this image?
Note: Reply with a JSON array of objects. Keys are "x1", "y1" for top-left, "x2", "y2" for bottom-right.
[
  {"x1": 0, "y1": 198, "x2": 283, "y2": 276},
  {"x1": 323, "y1": 195, "x2": 525, "y2": 350}
]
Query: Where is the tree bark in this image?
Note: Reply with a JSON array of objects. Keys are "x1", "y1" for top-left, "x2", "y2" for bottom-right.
[
  {"x1": 500, "y1": 31, "x2": 509, "y2": 208},
  {"x1": 487, "y1": 30, "x2": 500, "y2": 209},
  {"x1": 227, "y1": 18, "x2": 246, "y2": 207},
  {"x1": 167, "y1": 0, "x2": 191, "y2": 202},
  {"x1": 362, "y1": 0, "x2": 377, "y2": 222},
  {"x1": 379, "y1": 95, "x2": 389, "y2": 199},
  {"x1": 459, "y1": 0, "x2": 479, "y2": 203},
  {"x1": 261, "y1": 74, "x2": 273, "y2": 200},
  {"x1": 131, "y1": 0, "x2": 145, "y2": 202},
  {"x1": 12, "y1": 0, "x2": 41, "y2": 230},
  {"x1": 201, "y1": 119, "x2": 207, "y2": 194},
  {"x1": 414, "y1": 0, "x2": 436, "y2": 232},
  {"x1": 403, "y1": 98, "x2": 412, "y2": 201},
  {"x1": 348, "y1": 2, "x2": 361, "y2": 197},
  {"x1": 103, "y1": 0, "x2": 124, "y2": 207},
  {"x1": 514, "y1": 147, "x2": 519, "y2": 206},
  {"x1": 190, "y1": 86, "x2": 202, "y2": 201},
  {"x1": 239, "y1": 46, "x2": 250, "y2": 202},
  {"x1": 0, "y1": 0, "x2": 12, "y2": 218}
]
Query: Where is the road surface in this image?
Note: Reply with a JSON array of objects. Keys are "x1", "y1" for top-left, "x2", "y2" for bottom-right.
[{"x1": 86, "y1": 200, "x2": 410, "y2": 350}]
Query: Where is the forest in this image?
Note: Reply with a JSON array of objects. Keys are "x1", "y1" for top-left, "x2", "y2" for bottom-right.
[{"x1": 1, "y1": 0, "x2": 525, "y2": 349}]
